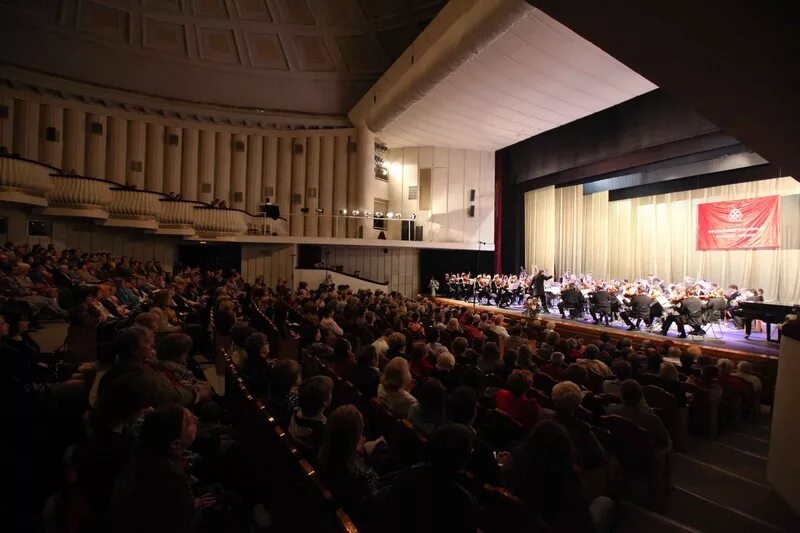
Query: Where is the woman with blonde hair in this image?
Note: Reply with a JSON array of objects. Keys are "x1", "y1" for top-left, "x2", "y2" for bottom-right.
[
  {"x1": 149, "y1": 290, "x2": 181, "y2": 332},
  {"x1": 377, "y1": 357, "x2": 418, "y2": 417}
]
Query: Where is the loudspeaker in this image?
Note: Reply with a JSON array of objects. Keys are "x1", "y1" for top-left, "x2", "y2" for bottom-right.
[
  {"x1": 233, "y1": 140, "x2": 245, "y2": 152},
  {"x1": 469, "y1": 189, "x2": 476, "y2": 201},
  {"x1": 262, "y1": 203, "x2": 281, "y2": 220},
  {"x1": 166, "y1": 133, "x2": 180, "y2": 145},
  {"x1": 401, "y1": 220, "x2": 415, "y2": 241},
  {"x1": 468, "y1": 205, "x2": 475, "y2": 217},
  {"x1": 89, "y1": 121, "x2": 103, "y2": 135},
  {"x1": 45, "y1": 127, "x2": 59, "y2": 142},
  {"x1": 294, "y1": 143, "x2": 304, "y2": 154}
]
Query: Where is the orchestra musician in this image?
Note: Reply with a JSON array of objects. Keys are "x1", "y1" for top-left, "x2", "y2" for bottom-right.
[
  {"x1": 588, "y1": 284, "x2": 613, "y2": 325},
  {"x1": 532, "y1": 269, "x2": 553, "y2": 313},
  {"x1": 660, "y1": 288, "x2": 705, "y2": 338},
  {"x1": 619, "y1": 287, "x2": 653, "y2": 331},
  {"x1": 558, "y1": 283, "x2": 585, "y2": 319}
]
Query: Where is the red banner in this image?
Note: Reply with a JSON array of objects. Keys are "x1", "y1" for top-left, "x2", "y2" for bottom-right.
[{"x1": 697, "y1": 195, "x2": 780, "y2": 250}]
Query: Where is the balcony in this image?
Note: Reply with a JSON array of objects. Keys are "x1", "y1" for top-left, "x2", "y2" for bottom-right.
[
  {"x1": 105, "y1": 187, "x2": 163, "y2": 230},
  {"x1": 0, "y1": 155, "x2": 54, "y2": 207},
  {"x1": 43, "y1": 174, "x2": 113, "y2": 219},
  {"x1": 193, "y1": 206, "x2": 248, "y2": 237},
  {"x1": 156, "y1": 199, "x2": 200, "y2": 236}
]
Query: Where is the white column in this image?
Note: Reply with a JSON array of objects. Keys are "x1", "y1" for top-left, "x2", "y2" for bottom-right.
[
  {"x1": 291, "y1": 137, "x2": 306, "y2": 237},
  {"x1": 318, "y1": 136, "x2": 334, "y2": 237},
  {"x1": 262, "y1": 136, "x2": 278, "y2": 234},
  {"x1": 105, "y1": 116, "x2": 127, "y2": 184},
  {"x1": 305, "y1": 136, "x2": 320, "y2": 237},
  {"x1": 126, "y1": 120, "x2": 146, "y2": 187},
  {"x1": 276, "y1": 136, "x2": 292, "y2": 235},
  {"x1": 0, "y1": 95, "x2": 13, "y2": 153},
  {"x1": 198, "y1": 129, "x2": 215, "y2": 202},
  {"x1": 12, "y1": 99, "x2": 39, "y2": 159},
  {"x1": 347, "y1": 134, "x2": 358, "y2": 237},
  {"x1": 355, "y1": 123, "x2": 376, "y2": 238},
  {"x1": 145, "y1": 123, "x2": 165, "y2": 191},
  {"x1": 39, "y1": 104, "x2": 63, "y2": 168},
  {"x1": 214, "y1": 131, "x2": 231, "y2": 203},
  {"x1": 769, "y1": 333, "x2": 800, "y2": 512},
  {"x1": 84, "y1": 113, "x2": 107, "y2": 179},
  {"x1": 62, "y1": 108, "x2": 86, "y2": 174},
  {"x1": 181, "y1": 128, "x2": 199, "y2": 200},
  {"x1": 163, "y1": 126, "x2": 182, "y2": 195},
  {"x1": 333, "y1": 135, "x2": 348, "y2": 238},
  {"x1": 230, "y1": 133, "x2": 247, "y2": 210},
  {"x1": 245, "y1": 134, "x2": 263, "y2": 213}
]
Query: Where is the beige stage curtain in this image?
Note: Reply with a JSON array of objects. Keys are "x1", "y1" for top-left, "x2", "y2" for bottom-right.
[
  {"x1": 524, "y1": 177, "x2": 800, "y2": 303},
  {"x1": 524, "y1": 186, "x2": 555, "y2": 274}
]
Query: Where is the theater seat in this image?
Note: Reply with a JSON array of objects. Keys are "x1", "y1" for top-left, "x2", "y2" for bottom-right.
[{"x1": 643, "y1": 385, "x2": 689, "y2": 451}]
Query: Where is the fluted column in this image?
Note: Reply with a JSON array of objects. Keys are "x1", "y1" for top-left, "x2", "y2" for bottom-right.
[
  {"x1": 85, "y1": 113, "x2": 107, "y2": 179},
  {"x1": 214, "y1": 131, "x2": 231, "y2": 203},
  {"x1": 12, "y1": 99, "x2": 39, "y2": 159},
  {"x1": 333, "y1": 135, "x2": 349, "y2": 238},
  {"x1": 39, "y1": 104, "x2": 63, "y2": 168},
  {"x1": 355, "y1": 123, "x2": 376, "y2": 238},
  {"x1": 262, "y1": 136, "x2": 278, "y2": 234},
  {"x1": 62, "y1": 108, "x2": 86, "y2": 174},
  {"x1": 181, "y1": 128, "x2": 199, "y2": 200},
  {"x1": 347, "y1": 134, "x2": 358, "y2": 237},
  {"x1": 145, "y1": 123, "x2": 164, "y2": 191},
  {"x1": 198, "y1": 129, "x2": 215, "y2": 202},
  {"x1": 291, "y1": 137, "x2": 306, "y2": 237},
  {"x1": 126, "y1": 120, "x2": 146, "y2": 187},
  {"x1": 245, "y1": 134, "x2": 263, "y2": 213},
  {"x1": 319, "y1": 136, "x2": 334, "y2": 237},
  {"x1": 276, "y1": 137, "x2": 292, "y2": 235},
  {"x1": 230, "y1": 133, "x2": 247, "y2": 210},
  {"x1": 305, "y1": 136, "x2": 320, "y2": 237},
  {"x1": 163, "y1": 126, "x2": 182, "y2": 195},
  {"x1": 105, "y1": 116, "x2": 127, "y2": 184},
  {"x1": 0, "y1": 96, "x2": 13, "y2": 152}
]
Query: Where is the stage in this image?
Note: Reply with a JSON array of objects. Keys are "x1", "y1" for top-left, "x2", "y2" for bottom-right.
[{"x1": 432, "y1": 296, "x2": 780, "y2": 361}]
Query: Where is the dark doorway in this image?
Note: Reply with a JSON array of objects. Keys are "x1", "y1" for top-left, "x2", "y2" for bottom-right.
[{"x1": 178, "y1": 243, "x2": 242, "y2": 273}]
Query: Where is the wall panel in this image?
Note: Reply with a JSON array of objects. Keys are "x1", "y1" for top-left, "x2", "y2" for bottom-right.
[
  {"x1": 12, "y1": 99, "x2": 38, "y2": 159},
  {"x1": 163, "y1": 126, "x2": 182, "y2": 194},
  {"x1": 62, "y1": 108, "x2": 85, "y2": 174},
  {"x1": 145, "y1": 123, "x2": 164, "y2": 191},
  {"x1": 105, "y1": 116, "x2": 127, "y2": 184}
]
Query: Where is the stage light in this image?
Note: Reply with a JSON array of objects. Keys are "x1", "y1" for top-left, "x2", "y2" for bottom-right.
[
  {"x1": 363, "y1": 211, "x2": 371, "y2": 217},
  {"x1": 315, "y1": 208, "x2": 324, "y2": 214},
  {"x1": 374, "y1": 211, "x2": 383, "y2": 218},
  {"x1": 386, "y1": 212, "x2": 394, "y2": 218},
  {"x1": 410, "y1": 213, "x2": 416, "y2": 220},
  {"x1": 300, "y1": 207, "x2": 309, "y2": 214},
  {"x1": 395, "y1": 212, "x2": 402, "y2": 219},
  {"x1": 339, "y1": 209, "x2": 348, "y2": 215},
  {"x1": 352, "y1": 210, "x2": 361, "y2": 216}
]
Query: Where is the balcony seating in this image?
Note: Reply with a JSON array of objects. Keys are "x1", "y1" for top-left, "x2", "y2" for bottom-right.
[
  {"x1": 106, "y1": 187, "x2": 162, "y2": 229},
  {"x1": 44, "y1": 174, "x2": 113, "y2": 219}
]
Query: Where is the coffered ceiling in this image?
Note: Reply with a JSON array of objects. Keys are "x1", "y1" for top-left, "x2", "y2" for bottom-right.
[{"x1": 0, "y1": 0, "x2": 445, "y2": 116}]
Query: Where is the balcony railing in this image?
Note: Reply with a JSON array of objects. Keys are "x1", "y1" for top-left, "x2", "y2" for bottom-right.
[
  {"x1": 45, "y1": 174, "x2": 113, "y2": 219},
  {"x1": 106, "y1": 187, "x2": 163, "y2": 229},
  {"x1": 193, "y1": 206, "x2": 248, "y2": 236},
  {"x1": 0, "y1": 155, "x2": 54, "y2": 206},
  {"x1": 157, "y1": 199, "x2": 201, "y2": 236}
]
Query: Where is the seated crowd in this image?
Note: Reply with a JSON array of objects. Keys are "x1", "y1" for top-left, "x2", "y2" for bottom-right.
[{"x1": 0, "y1": 242, "x2": 765, "y2": 532}]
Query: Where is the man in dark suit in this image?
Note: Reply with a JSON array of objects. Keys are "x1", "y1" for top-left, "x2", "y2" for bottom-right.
[
  {"x1": 531, "y1": 269, "x2": 553, "y2": 313},
  {"x1": 661, "y1": 291, "x2": 705, "y2": 338},
  {"x1": 351, "y1": 345, "x2": 381, "y2": 398},
  {"x1": 589, "y1": 286, "x2": 613, "y2": 325},
  {"x1": 620, "y1": 288, "x2": 653, "y2": 330},
  {"x1": 557, "y1": 284, "x2": 585, "y2": 319}
]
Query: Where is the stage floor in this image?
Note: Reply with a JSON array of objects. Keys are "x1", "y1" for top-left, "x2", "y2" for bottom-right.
[{"x1": 433, "y1": 296, "x2": 780, "y2": 360}]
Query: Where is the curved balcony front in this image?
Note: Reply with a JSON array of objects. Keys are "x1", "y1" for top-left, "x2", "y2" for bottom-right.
[
  {"x1": 193, "y1": 207, "x2": 248, "y2": 237},
  {"x1": 105, "y1": 188, "x2": 163, "y2": 230},
  {"x1": 43, "y1": 174, "x2": 113, "y2": 219},
  {"x1": 0, "y1": 156, "x2": 54, "y2": 206},
  {"x1": 156, "y1": 199, "x2": 200, "y2": 236}
]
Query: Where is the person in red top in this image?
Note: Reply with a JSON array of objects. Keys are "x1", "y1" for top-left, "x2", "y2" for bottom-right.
[
  {"x1": 717, "y1": 358, "x2": 755, "y2": 409},
  {"x1": 461, "y1": 314, "x2": 484, "y2": 342},
  {"x1": 495, "y1": 370, "x2": 540, "y2": 428},
  {"x1": 408, "y1": 341, "x2": 434, "y2": 381}
]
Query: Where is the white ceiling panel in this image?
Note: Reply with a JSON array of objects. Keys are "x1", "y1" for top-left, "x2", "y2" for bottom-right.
[{"x1": 378, "y1": 8, "x2": 657, "y2": 150}]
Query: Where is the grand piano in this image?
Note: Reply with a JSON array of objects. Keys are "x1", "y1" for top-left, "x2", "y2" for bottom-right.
[{"x1": 733, "y1": 302, "x2": 798, "y2": 342}]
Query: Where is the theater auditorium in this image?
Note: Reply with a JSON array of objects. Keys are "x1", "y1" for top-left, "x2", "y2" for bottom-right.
[{"x1": 1, "y1": 1, "x2": 798, "y2": 532}]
